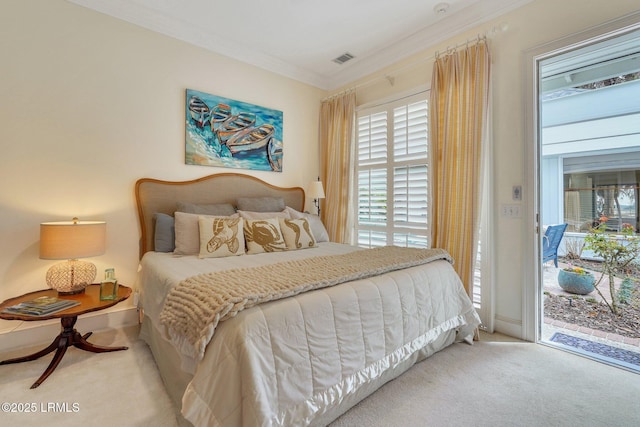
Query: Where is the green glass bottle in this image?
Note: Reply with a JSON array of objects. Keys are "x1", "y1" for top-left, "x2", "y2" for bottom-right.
[{"x1": 100, "y1": 268, "x2": 118, "y2": 301}]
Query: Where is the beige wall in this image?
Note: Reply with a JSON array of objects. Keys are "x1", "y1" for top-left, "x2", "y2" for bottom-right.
[
  {"x1": 0, "y1": 0, "x2": 325, "y2": 323},
  {"x1": 338, "y1": 0, "x2": 639, "y2": 337}
]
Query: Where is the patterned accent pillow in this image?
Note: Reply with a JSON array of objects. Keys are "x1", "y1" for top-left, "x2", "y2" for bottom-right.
[
  {"x1": 279, "y1": 218, "x2": 316, "y2": 250},
  {"x1": 175, "y1": 211, "x2": 239, "y2": 255},
  {"x1": 244, "y1": 218, "x2": 287, "y2": 254},
  {"x1": 198, "y1": 216, "x2": 245, "y2": 258}
]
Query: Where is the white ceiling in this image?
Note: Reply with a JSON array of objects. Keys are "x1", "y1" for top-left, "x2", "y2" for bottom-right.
[{"x1": 67, "y1": 0, "x2": 530, "y2": 90}]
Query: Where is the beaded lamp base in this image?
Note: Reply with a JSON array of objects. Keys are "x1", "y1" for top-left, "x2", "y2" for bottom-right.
[{"x1": 46, "y1": 260, "x2": 97, "y2": 295}]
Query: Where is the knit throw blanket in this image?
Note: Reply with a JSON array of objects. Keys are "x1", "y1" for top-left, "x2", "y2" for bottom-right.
[{"x1": 159, "y1": 246, "x2": 453, "y2": 362}]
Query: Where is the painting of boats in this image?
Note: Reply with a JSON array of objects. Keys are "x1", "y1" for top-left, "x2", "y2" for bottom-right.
[{"x1": 185, "y1": 89, "x2": 283, "y2": 172}]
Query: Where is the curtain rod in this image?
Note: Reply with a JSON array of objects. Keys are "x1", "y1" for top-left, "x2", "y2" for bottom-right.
[
  {"x1": 322, "y1": 23, "x2": 507, "y2": 102},
  {"x1": 322, "y1": 36, "x2": 484, "y2": 101}
]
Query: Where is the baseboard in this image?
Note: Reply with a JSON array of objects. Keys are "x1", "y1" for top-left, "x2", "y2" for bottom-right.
[
  {"x1": 0, "y1": 303, "x2": 139, "y2": 354},
  {"x1": 494, "y1": 315, "x2": 524, "y2": 340}
]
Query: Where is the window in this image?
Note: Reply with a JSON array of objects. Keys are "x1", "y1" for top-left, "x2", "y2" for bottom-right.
[
  {"x1": 356, "y1": 93, "x2": 429, "y2": 248},
  {"x1": 564, "y1": 168, "x2": 640, "y2": 234}
]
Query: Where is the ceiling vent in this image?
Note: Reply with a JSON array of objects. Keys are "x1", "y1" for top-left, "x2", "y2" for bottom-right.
[{"x1": 332, "y1": 52, "x2": 355, "y2": 65}]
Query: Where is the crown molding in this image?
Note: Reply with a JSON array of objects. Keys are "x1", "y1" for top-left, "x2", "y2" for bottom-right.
[{"x1": 68, "y1": 0, "x2": 532, "y2": 91}]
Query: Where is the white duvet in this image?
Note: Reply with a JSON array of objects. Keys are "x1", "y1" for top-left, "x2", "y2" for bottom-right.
[{"x1": 138, "y1": 243, "x2": 480, "y2": 427}]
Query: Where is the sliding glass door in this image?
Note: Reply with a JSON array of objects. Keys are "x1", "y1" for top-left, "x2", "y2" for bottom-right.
[{"x1": 535, "y1": 23, "x2": 640, "y2": 371}]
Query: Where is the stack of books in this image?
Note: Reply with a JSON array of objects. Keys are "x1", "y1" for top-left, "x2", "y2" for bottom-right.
[{"x1": 2, "y1": 296, "x2": 80, "y2": 317}]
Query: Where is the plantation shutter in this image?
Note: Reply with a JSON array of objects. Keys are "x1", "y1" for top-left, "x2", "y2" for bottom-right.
[{"x1": 356, "y1": 92, "x2": 429, "y2": 248}]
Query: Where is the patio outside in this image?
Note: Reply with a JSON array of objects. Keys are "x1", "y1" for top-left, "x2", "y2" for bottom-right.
[{"x1": 541, "y1": 254, "x2": 640, "y2": 368}]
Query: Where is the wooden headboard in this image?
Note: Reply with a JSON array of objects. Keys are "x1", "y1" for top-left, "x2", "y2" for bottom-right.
[{"x1": 135, "y1": 173, "x2": 305, "y2": 258}]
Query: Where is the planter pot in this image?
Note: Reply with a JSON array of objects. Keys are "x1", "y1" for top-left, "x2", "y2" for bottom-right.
[{"x1": 557, "y1": 269, "x2": 595, "y2": 295}]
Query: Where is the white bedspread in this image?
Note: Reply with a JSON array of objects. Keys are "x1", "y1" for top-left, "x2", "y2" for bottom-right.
[{"x1": 138, "y1": 243, "x2": 480, "y2": 427}]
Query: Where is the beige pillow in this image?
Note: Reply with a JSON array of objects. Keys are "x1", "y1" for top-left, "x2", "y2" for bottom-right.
[
  {"x1": 244, "y1": 218, "x2": 287, "y2": 254},
  {"x1": 198, "y1": 216, "x2": 245, "y2": 258},
  {"x1": 238, "y1": 209, "x2": 291, "y2": 220},
  {"x1": 174, "y1": 212, "x2": 203, "y2": 255},
  {"x1": 279, "y1": 218, "x2": 316, "y2": 250}
]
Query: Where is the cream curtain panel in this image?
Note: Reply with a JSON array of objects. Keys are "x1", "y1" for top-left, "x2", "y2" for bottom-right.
[
  {"x1": 429, "y1": 39, "x2": 491, "y2": 294},
  {"x1": 319, "y1": 91, "x2": 356, "y2": 243},
  {"x1": 564, "y1": 190, "x2": 581, "y2": 232}
]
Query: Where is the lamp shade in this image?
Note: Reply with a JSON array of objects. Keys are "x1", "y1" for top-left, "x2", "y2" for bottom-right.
[
  {"x1": 40, "y1": 219, "x2": 106, "y2": 260},
  {"x1": 308, "y1": 181, "x2": 325, "y2": 199}
]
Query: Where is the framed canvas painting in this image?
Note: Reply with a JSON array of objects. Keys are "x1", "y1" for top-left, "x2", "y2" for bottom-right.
[{"x1": 185, "y1": 89, "x2": 283, "y2": 172}]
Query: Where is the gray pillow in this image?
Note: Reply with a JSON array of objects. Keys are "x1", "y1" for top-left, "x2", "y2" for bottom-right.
[
  {"x1": 284, "y1": 207, "x2": 330, "y2": 242},
  {"x1": 176, "y1": 201, "x2": 236, "y2": 216},
  {"x1": 303, "y1": 214, "x2": 330, "y2": 243},
  {"x1": 236, "y1": 197, "x2": 285, "y2": 212},
  {"x1": 153, "y1": 213, "x2": 175, "y2": 252}
]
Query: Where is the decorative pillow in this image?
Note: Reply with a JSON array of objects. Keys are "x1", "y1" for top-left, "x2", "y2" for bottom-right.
[
  {"x1": 279, "y1": 217, "x2": 316, "y2": 250},
  {"x1": 174, "y1": 211, "x2": 239, "y2": 255},
  {"x1": 244, "y1": 218, "x2": 287, "y2": 254},
  {"x1": 284, "y1": 207, "x2": 330, "y2": 242},
  {"x1": 198, "y1": 216, "x2": 245, "y2": 258},
  {"x1": 153, "y1": 213, "x2": 175, "y2": 252},
  {"x1": 174, "y1": 212, "x2": 203, "y2": 255},
  {"x1": 236, "y1": 197, "x2": 285, "y2": 212},
  {"x1": 176, "y1": 201, "x2": 236, "y2": 216},
  {"x1": 238, "y1": 209, "x2": 291, "y2": 220}
]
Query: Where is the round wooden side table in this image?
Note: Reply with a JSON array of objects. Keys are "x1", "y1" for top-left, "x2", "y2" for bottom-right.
[{"x1": 0, "y1": 284, "x2": 132, "y2": 388}]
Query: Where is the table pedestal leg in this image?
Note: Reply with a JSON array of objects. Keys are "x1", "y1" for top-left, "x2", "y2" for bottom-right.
[{"x1": 0, "y1": 316, "x2": 128, "y2": 388}]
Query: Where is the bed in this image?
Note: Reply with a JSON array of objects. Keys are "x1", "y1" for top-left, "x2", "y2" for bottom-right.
[{"x1": 135, "y1": 173, "x2": 481, "y2": 427}]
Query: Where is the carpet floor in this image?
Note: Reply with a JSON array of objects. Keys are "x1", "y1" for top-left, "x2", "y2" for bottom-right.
[
  {"x1": 0, "y1": 325, "x2": 176, "y2": 427},
  {"x1": 1, "y1": 327, "x2": 638, "y2": 427}
]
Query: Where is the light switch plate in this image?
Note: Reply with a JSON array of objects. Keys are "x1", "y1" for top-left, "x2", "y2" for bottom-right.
[
  {"x1": 513, "y1": 185, "x2": 522, "y2": 201},
  {"x1": 502, "y1": 204, "x2": 521, "y2": 218}
]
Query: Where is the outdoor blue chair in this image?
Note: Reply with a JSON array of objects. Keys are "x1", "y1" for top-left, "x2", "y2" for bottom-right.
[{"x1": 543, "y1": 223, "x2": 568, "y2": 267}]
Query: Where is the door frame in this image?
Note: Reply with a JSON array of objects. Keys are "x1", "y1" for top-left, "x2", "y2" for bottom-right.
[{"x1": 522, "y1": 11, "x2": 640, "y2": 343}]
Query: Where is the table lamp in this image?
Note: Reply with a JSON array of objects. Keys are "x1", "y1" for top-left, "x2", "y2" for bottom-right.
[
  {"x1": 39, "y1": 217, "x2": 106, "y2": 295},
  {"x1": 308, "y1": 177, "x2": 325, "y2": 217}
]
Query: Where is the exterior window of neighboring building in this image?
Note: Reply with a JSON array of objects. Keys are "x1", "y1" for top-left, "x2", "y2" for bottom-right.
[{"x1": 564, "y1": 169, "x2": 640, "y2": 233}]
